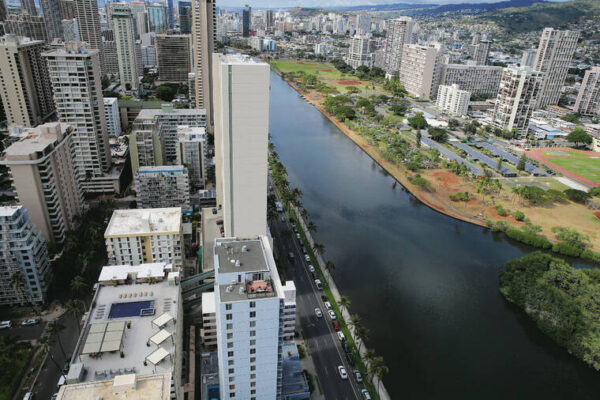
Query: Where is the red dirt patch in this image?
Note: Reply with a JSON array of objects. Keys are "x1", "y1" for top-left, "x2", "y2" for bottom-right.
[
  {"x1": 337, "y1": 79, "x2": 361, "y2": 86},
  {"x1": 321, "y1": 69, "x2": 333, "y2": 72},
  {"x1": 595, "y1": 211, "x2": 600, "y2": 220}
]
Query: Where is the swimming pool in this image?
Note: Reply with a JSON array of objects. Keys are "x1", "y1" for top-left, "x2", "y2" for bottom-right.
[
  {"x1": 108, "y1": 300, "x2": 155, "y2": 319},
  {"x1": 207, "y1": 384, "x2": 219, "y2": 400}
]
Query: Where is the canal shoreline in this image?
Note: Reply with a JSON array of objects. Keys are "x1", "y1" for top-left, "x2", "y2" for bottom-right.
[{"x1": 273, "y1": 69, "x2": 488, "y2": 230}]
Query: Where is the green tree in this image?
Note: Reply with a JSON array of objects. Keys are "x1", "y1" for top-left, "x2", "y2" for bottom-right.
[
  {"x1": 566, "y1": 127, "x2": 592, "y2": 147},
  {"x1": 70, "y1": 275, "x2": 88, "y2": 298},
  {"x1": 312, "y1": 242, "x2": 324, "y2": 255},
  {"x1": 408, "y1": 113, "x2": 428, "y2": 131},
  {"x1": 416, "y1": 131, "x2": 421, "y2": 148},
  {"x1": 517, "y1": 154, "x2": 527, "y2": 171},
  {"x1": 428, "y1": 126, "x2": 448, "y2": 142},
  {"x1": 448, "y1": 118, "x2": 461, "y2": 130},
  {"x1": 389, "y1": 99, "x2": 411, "y2": 116},
  {"x1": 338, "y1": 295, "x2": 350, "y2": 315},
  {"x1": 369, "y1": 356, "x2": 389, "y2": 395},
  {"x1": 307, "y1": 221, "x2": 317, "y2": 232},
  {"x1": 39, "y1": 335, "x2": 66, "y2": 380},
  {"x1": 355, "y1": 324, "x2": 370, "y2": 353},
  {"x1": 65, "y1": 299, "x2": 82, "y2": 334},
  {"x1": 155, "y1": 85, "x2": 175, "y2": 102}
]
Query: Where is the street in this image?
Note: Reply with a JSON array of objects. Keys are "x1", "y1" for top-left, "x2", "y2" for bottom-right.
[{"x1": 269, "y1": 183, "x2": 362, "y2": 400}]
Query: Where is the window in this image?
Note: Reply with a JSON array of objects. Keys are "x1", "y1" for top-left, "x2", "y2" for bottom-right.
[
  {"x1": 228, "y1": 351, "x2": 234, "y2": 357},
  {"x1": 249, "y1": 321, "x2": 256, "y2": 328},
  {"x1": 228, "y1": 368, "x2": 234, "y2": 374},
  {"x1": 249, "y1": 348, "x2": 256, "y2": 354},
  {"x1": 250, "y1": 330, "x2": 256, "y2": 337},
  {"x1": 229, "y1": 384, "x2": 235, "y2": 390},
  {"x1": 227, "y1": 342, "x2": 233, "y2": 348},
  {"x1": 229, "y1": 377, "x2": 235, "y2": 382},
  {"x1": 250, "y1": 339, "x2": 256, "y2": 346},
  {"x1": 250, "y1": 381, "x2": 256, "y2": 387},
  {"x1": 227, "y1": 323, "x2": 233, "y2": 330},
  {"x1": 228, "y1": 360, "x2": 234, "y2": 366},
  {"x1": 226, "y1": 304, "x2": 232, "y2": 310},
  {"x1": 227, "y1": 333, "x2": 233, "y2": 339},
  {"x1": 249, "y1": 311, "x2": 256, "y2": 318},
  {"x1": 249, "y1": 301, "x2": 256, "y2": 308},
  {"x1": 226, "y1": 314, "x2": 232, "y2": 320},
  {"x1": 250, "y1": 357, "x2": 256, "y2": 363},
  {"x1": 229, "y1": 392, "x2": 235, "y2": 398},
  {"x1": 251, "y1": 390, "x2": 256, "y2": 395},
  {"x1": 250, "y1": 365, "x2": 256, "y2": 371}
]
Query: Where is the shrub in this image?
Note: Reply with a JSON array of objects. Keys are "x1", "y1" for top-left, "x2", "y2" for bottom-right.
[
  {"x1": 546, "y1": 189, "x2": 567, "y2": 203},
  {"x1": 552, "y1": 241, "x2": 584, "y2": 257},
  {"x1": 505, "y1": 227, "x2": 552, "y2": 249},
  {"x1": 513, "y1": 210, "x2": 525, "y2": 221},
  {"x1": 449, "y1": 192, "x2": 469, "y2": 202},
  {"x1": 496, "y1": 205, "x2": 508, "y2": 217},
  {"x1": 492, "y1": 221, "x2": 509, "y2": 232},
  {"x1": 581, "y1": 249, "x2": 600, "y2": 263},
  {"x1": 589, "y1": 187, "x2": 600, "y2": 197},
  {"x1": 564, "y1": 189, "x2": 591, "y2": 204}
]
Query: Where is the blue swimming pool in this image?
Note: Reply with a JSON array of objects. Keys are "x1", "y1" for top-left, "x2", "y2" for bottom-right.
[
  {"x1": 207, "y1": 384, "x2": 219, "y2": 400},
  {"x1": 108, "y1": 301, "x2": 154, "y2": 319}
]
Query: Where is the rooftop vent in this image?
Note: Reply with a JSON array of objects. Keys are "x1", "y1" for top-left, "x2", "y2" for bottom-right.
[
  {"x1": 242, "y1": 245, "x2": 248, "y2": 252},
  {"x1": 235, "y1": 260, "x2": 241, "y2": 268},
  {"x1": 226, "y1": 285, "x2": 233, "y2": 293}
]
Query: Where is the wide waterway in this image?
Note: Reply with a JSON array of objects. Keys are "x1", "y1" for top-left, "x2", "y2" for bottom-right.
[{"x1": 268, "y1": 70, "x2": 600, "y2": 399}]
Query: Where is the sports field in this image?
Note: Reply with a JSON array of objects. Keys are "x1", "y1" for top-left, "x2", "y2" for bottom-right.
[
  {"x1": 527, "y1": 148, "x2": 600, "y2": 187},
  {"x1": 270, "y1": 60, "x2": 384, "y2": 94}
]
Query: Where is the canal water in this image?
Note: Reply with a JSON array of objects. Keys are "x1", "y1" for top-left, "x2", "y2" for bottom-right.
[{"x1": 268, "y1": 71, "x2": 600, "y2": 399}]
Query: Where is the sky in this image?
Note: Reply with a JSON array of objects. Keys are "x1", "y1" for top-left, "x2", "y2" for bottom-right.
[{"x1": 218, "y1": 0, "x2": 567, "y2": 8}]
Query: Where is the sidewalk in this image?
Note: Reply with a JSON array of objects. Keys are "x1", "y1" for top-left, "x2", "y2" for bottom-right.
[
  {"x1": 294, "y1": 205, "x2": 391, "y2": 400},
  {"x1": 297, "y1": 335, "x2": 326, "y2": 400}
]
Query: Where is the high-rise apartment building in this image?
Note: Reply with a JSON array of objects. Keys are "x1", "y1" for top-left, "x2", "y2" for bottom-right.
[
  {"x1": 21, "y1": 0, "x2": 38, "y2": 16},
  {"x1": 439, "y1": 63, "x2": 504, "y2": 98},
  {"x1": 135, "y1": 166, "x2": 191, "y2": 210},
  {"x1": 355, "y1": 13, "x2": 371, "y2": 35},
  {"x1": 176, "y1": 125, "x2": 207, "y2": 188},
  {"x1": 192, "y1": 0, "x2": 216, "y2": 130},
  {"x1": 533, "y1": 28, "x2": 579, "y2": 108},
  {"x1": 520, "y1": 48, "x2": 537, "y2": 68},
  {"x1": 0, "y1": 35, "x2": 55, "y2": 127},
  {"x1": 265, "y1": 9, "x2": 273, "y2": 32},
  {"x1": 3, "y1": 14, "x2": 48, "y2": 42},
  {"x1": 156, "y1": 34, "x2": 192, "y2": 83},
  {"x1": 111, "y1": 5, "x2": 139, "y2": 90},
  {"x1": 213, "y1": 236, "x2": 292, "y2": 400},
  {"x1": 102, "y1": 39, "x2": 120, "y2": 75},
  {"x1": 178, "y1": 1, "x2": 192, "y2": 34},
  {"x1": 74, "y1": 0, "x2": 104, "y2": 70},
  {"x1": 104, "y1": 208, "x2": 184, "y2": 268},
  {"x1": 167, "y1": 0, "x2": 174, "y2": 28},
  {"x1": 59, "y1": 0, "x2": 76, "y2": 19},
  {"x1": 129, "y1": 111, "x2": 164, "y2": 174},
  {"x1": 43, "y1": 42, "x2": 113, "y2": 192},
  {"x1": 492, "y1": 66, "x2": 542, "y2": 136},
  {"x1": 0, "y1": 206, "x2": 49, "y2": 306},
  {"x1": 242, "y1": 4, "x2": 251, "y2": 37},
  {"x1": 382, "y1": 17, "x2": 415, "y2": 77},
  {"x1": 62, "y1": 18, "x2": 80, "y2": 41},
  {"x1": 345, "y1": 35, "x2": 372, "y2": 69},
  {"x1": 0, "y1": 123, "x2": 83, "y2": 243},
  {"x1": 104, "y1": 97, "x2": 122, "y2": 136},
  {"x1": 472, "y1": 39, "x2": 491, "y2": 66},
  {"x1": 213, "y1": 54, "x2": 269, "y2": 238},
  {"x1": 41, "y1": 0, "x2": 63, "y2": 40},
  {"x1": 574, "y1": 66, "x2": 600, "y2": 117},
  {"x1": 436, "y1": 84, "x2": 470, "y2": 117},
  {"x1": 399, "y1": 43, "x2": 443, "y2": 100}
]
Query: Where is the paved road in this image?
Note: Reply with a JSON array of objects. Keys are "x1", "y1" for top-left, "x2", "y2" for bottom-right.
[
  {"x1": 268, "y1": 184, "x2": 361, "y2": 400},
  {"x1": 0, "y1": 321, "x2": 47, "y2": 340}
]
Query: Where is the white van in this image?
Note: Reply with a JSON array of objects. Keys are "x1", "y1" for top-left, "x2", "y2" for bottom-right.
[
  {"x1": 314, "y1": 279, "x2": 322, "y2": 290},
  {"x1": 0, "y1": 320, "x2": 11, "y2": 329}
]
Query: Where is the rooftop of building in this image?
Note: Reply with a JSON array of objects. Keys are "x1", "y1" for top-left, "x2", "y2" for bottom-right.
[
  {"x1": 0, "y1": 205, "x2": 21, "y2": 217},
  {"x1": 104, "y1": 208, "x2": 182, "y2": 237},
  {"x1": 137, "y1": 165, "x2": 188, "y2": 174},
  {"x1": 0, "y1": 34, "x2": 44, "y2": 47},
  {"x1": 214, "y1": 237, "x2": 283, "y2": 303},
  {"x1": 42, "y1": 41, "x2": 99, "y2": 56},
  {"x1": 177, "y1": 125, "x2": 207, "y2": 139},
  {"x1": 137, "y1": 104, "x2": 207, "y2": 119},
  {"x1": 57, "y1": 373, "x2": 171, "y2": 400},
  {"x1": 1, "y1": 123, "x2": 72, "y2": 162},
  {"x1": 201, "y1": 208, "x2": 222, "y2": 273},
  {"x1": 104, "y1": 97, "x2": 119, "y2": 104},
  {"x1": 201, "y1": 291, "x2": 215, "y2": 314},
  {"x1": 68, "y1": 264, "x2": 180, "y2": 384},
  {"x1": 217, "y1": 53, "x2": 268, "y2": 66}
]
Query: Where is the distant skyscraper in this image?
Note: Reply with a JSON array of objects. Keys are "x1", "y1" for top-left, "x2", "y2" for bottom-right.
[
  {"x1": 356, "y1": 13, "x2": 371, "y2": 35},
  {"x1": 382, "y1": 17, "x2": 415, "y2": 77},
  {"x1": 533, "y1": 28, "x2": 580, "y2": 108},
  {"x1": 179, "y1": 1, "x2": 192, "y2": 34},
  {"x1": 192, "y1": 0, "x2": 215, "y2": 130},
  {"x1": 156, "y1": 34, "x2": 192, "y2": 83},
  {"x1": 472, "y1": 39, "x2": 491, "y2": 65},
  {"x1": 111, "y1": 5, "x2": 139, "y2": 90},
  {"x1": 41, "y1": 0, "x2": 63, "y2": 40},
  {"x1": 520, "y1": 48, "x2": 537, "y2": 68},
  {"x1": 74, "y1": 0, "x2": 104, "y2": 71},
  {"x1": 1, "y1": 123, "x2": 83, "y2": 243},
  {"x1": 3, "y1": 13, "x2": 48, "y2": 42},
  {"x1": 399, "y1": 43, "x2": 443, "y2": 100},
  {"x1": 59, "y1": 0, "x2": 75, "y2": 19},
  {"x1": 21, "y1": 0, "x2": 38, "y2": 16},
  {"x1": 213, "y1": 53, "x2": 269, "y2": 238},
  {"x1": 0, "y1": 206, "x2": 50, "y2": 306},
  {"x1": 345, "y1": 35, "x2": 372, "y2": 69},
  {"x1": 265, "y1": 9, "x2": 273, "y2": 32},
  {"x1": 167, "y1": 0, "x2": 174, "y2": 28},
  {"x1": 574, "y1": 66, "x2": 600, "y2": 117},
  {"x1": 0, "y1": 35, "x2": 55, "y2": 127},
  {"x1": 43, "y1": 42, "x2": 113, "y2": 192},
  {"x1": 242, "y1": 4, "x2": 251, "y2": 37},
  {"x1": 492, "y1": 66, "x2": 542, "y2": 136},
  {"x1": 147, "y1": 3, "x2": 168, "y2": 33},
  {"x1": 62, "y1": 18, "x2": 79, "y2": 41},
  {"x1": 0, "y1": 0, "x2": 7, "y2": 23}
]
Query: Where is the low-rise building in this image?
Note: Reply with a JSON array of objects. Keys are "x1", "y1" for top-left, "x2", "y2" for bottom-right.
[
  {"x1": 135, "y1": 166, "x2": 191, "y2": 210},
  {"x1": 437, "y1": 84, "x2": 470, "y2": 116},
  {"x1": 60, "y1": 262, "x2": 183, "y2": 399},
  {"x1": 104, "y1": 208, "x2": 184, "y2": 268},
  {"x1": 201, "y1": 291, "x2": 217, "y2": 347},
  {"x1": 0, "y1": 206, "x2": 50, "y2": 305}
]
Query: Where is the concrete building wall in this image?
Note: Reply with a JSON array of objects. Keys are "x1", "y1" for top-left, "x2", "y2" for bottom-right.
[
  {"x1": 156, "y1": 34, "x2": 192, "y2": 83},
  {"x1": 192, "y1": 0, "x2": 216, "y2": 130}
]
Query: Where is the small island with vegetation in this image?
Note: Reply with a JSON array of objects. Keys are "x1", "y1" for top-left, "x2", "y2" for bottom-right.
[{"x1": 500, "y1": 252, "x2": 600, "y2": 371}]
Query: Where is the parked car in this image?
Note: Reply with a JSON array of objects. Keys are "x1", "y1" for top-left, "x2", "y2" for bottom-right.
[
  {"x1": 308, "y1": 265, "x2": 315, "y2": 273},
  {"x1": 332, "y1": 321, "x2": 340, "y2": 331},
  {"x1": 321, "y1": 295, "x2": 328, "y2": 302},
  {"x1": 22, "y1": 393, "x2": 33, "y2": 400},
  {"x1": 314, "y1": 308, "x2": 323, "y2": 318},
  {"x1": 288, "y1": 252, "x2": 295, "y2": 262},
  {"x1": 296, "y1": 233, "x2": 301, "y2": 240},
  {"x1": 63, "y1": 358, "x2": 71, "y2": 374},
  {"x1": 57, "y1": 375, "x2": 65, "y2": 388},
  {"x1": 361, "y1": 388, "x2": 372, "y2": 400},
  {"x1": 324, "y1": 301, "x2": 332, "y2": 310},
  {"x1": 302, "y1": 247, "x2": 307, "y2": 254},
  {"x1": 338, "y1": 365, "x2": 348, "y2": 380},
  {"x1": 0, "y1": 321, "x2": 11, "y2": 329},
  {"x1": 346, "y1": 351, "x2": 355, "y2": 366},
  {"x1": 216, "y1": 219, "x2": 223, "y2": 225},
  {"x1": 280, "y1": 216, "x2": 286, "y2": 222},
  {"x1": 304, "y1": 254, "x2": 310, "y2": 262},
  {"x1": 342, "y1": 342, "x2": 351, "y2": 354},
  {"x1": 21, "y1": 318, "x2": 40, "y2": 326},
  {"x1": 328, "y1": 310, "x2": 336, "y2": 320},
  {"x1": 211, "y1": 208, "x2": 217, "y2": 215},
  {"x1": 354, "y1": 370, "x2": 363, "y2": 383},
  {"x1": 315, "y1": 279, "x2": 323, "y2": 291},
  {"x1": 337, "y1": 331, "x2": 345, "y2": 342}
]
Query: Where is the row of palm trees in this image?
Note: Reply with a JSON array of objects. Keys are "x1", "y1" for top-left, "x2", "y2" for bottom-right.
[{"x1": 269, "y1": 143, "x2": 389, "y2": 398}]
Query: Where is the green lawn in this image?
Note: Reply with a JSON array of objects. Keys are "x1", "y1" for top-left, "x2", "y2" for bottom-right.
[
  {"x1": 543, "y1": 151, "x2": 600, "y2": 185},
  {"x1": 270, "y1": 60, "x2": 385, "y2": 94}
]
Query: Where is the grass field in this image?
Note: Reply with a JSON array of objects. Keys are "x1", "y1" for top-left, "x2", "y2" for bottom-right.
[
  {"x1": 270, "y1": 60, "x2": 385, "y2": 94},
  {"x1": 541, "y1": 149, "x2": 600, "y2": 185}
]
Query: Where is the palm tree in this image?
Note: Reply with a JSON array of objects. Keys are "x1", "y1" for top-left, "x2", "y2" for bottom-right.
[
  {"x1": 39, "y1": 335, "x2": 66, "y2": 380},
  {"x1": 312, "y1": 242, "x2": 324, "y2": 256},
  {"x1": 356, "y1": 325, "x2": 370, "y2": 353},
  {"x1": 369, "y1": 356, "x2": 389, "y2": 395},
  {"x1": 348, "y1": 314, "x2": 361, "y2": 333},
  {"x1": 307, "y1": 221, "x2": 317, "y2": 232},
  {"x1": 300, "y1": 207, "x2": 309, "y2": 219},
  {"x1": 70, "y1": 275, "x2": 88, "y2": 298},
  {"x1": 47, "y1": 320, "x2": 67, "y2": 360},
  {"x1": 338, "y1": 295, "x2": 351, "y2": 316},
  {"x1": 365, "y1": 349, "x2": 376, "y2": 369},
  {"x1": 65, "y1": 300, "x2": 82, "y2": 334}
]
